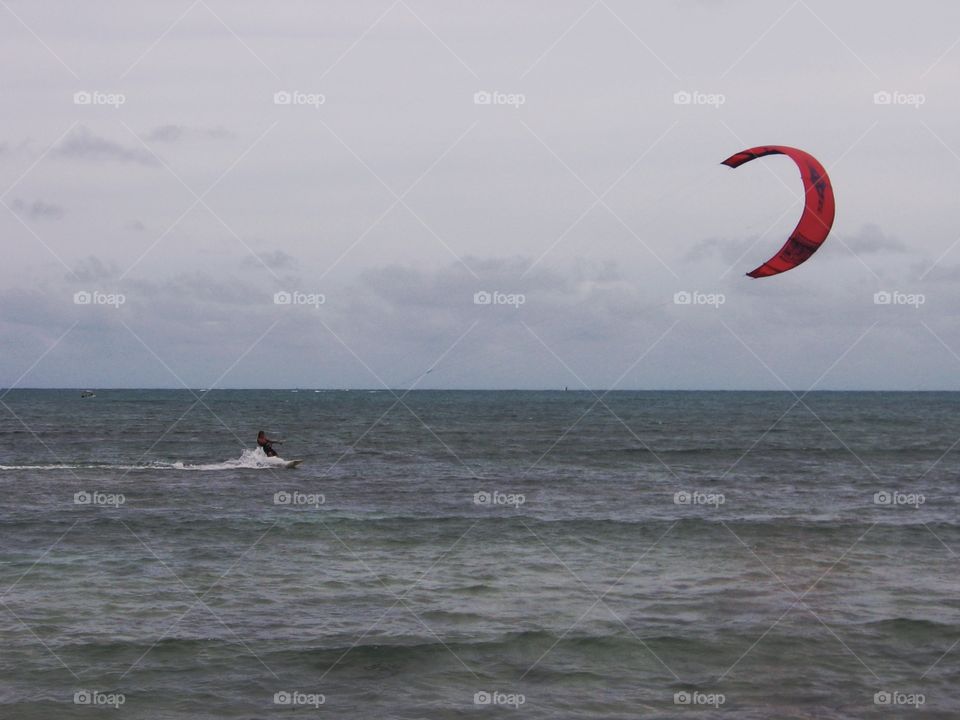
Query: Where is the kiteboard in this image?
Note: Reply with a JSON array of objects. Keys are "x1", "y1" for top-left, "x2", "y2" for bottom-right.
[{"x1": 283, "y1": 459, "x2": 304, "y2": 469}]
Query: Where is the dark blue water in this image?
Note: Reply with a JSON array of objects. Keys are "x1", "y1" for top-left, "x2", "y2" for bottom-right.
[{"x1": 1, "y1": 390, "x2": 958, "y2": 718}]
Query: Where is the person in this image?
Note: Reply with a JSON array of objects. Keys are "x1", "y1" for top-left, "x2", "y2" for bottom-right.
[{"x1": 257, "y1": 430, "x2": 282, "y2": 457}]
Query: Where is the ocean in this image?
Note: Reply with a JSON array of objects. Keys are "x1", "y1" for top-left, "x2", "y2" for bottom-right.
[{"x1": 0, "y1": 389, "x2": 958, "y2": 718}]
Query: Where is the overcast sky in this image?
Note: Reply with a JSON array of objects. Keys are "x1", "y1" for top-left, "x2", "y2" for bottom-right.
[{"x1": 3, "y1": 0, "x2": 960, "y2": 390}]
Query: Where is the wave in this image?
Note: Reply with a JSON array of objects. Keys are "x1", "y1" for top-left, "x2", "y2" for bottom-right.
[
  {"x1": 57, "y1": 629, "x2": 698, "y2": 666},
  {"x1": 170, "y1": 448, "x2": 293, "y2": 471},
  {"x1": 863, "y1": 617, "x2": 955, "y2": 634},
  {"x1": 0, "y1": 449, "x2": 292, "y2": 472}
]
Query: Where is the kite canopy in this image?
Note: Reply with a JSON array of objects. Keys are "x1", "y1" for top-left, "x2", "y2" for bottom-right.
[{"x1": 722, "y1": 145, "x2": 835, "y2": 278}]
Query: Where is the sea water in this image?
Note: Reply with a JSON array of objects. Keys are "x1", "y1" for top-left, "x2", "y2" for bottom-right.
[{"x1": 1, "y1": 390, "x2": 958, "y2": 718}]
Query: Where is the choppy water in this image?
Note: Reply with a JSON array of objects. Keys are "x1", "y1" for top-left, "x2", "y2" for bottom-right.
[{"x1": 1, "y1": 390, "x2": 958, "y2": 718}]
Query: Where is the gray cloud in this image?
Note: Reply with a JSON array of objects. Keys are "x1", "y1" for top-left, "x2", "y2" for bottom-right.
[
  {"x1": 242, "y1": 250, "x2": 297, "y2": 270},
  {"x1": 71, "y1": 256, "x2": 119, "y2": 283},
  {"x1": 144, "y1": 125, "x2": 233, "y2": 143},
  {"x1": 144, "y1": 125, "x2": 184, "y2": 143},
  {"x1": 843, "y1": 223, "x2": 907, "y2": 254},
  {"x1": 682, "y1": 236, "x2": 761, "y2": 265},
  {"x1": 2, "y1": 246, "x2": 958, "y2": 390},
  {"x1": 12, "y1": 198, "x2": 65, "y2": 220},
  {"x1": 0, "y1": 138, "x2": 34, "y2": 160},
  {"x1": 129, "y1": 272, "x2": 263, "y2": 307},
  {"x1": 55, "y1": 127, "x2": 158, "y2": 166}
]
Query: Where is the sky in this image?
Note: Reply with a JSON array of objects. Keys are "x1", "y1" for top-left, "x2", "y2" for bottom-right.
[{"x1": 2, "y1": 0, "x2": 960, "y2": 390}]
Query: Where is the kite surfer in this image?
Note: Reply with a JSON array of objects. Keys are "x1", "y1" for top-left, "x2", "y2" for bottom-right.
[{"x1": 257, "y1": 431, "x2": 282, "y2": 457}]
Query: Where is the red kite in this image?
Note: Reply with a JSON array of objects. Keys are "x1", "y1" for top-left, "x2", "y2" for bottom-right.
[{"x1": 722, "y1": 146, "x2": 835, "y2": 278}]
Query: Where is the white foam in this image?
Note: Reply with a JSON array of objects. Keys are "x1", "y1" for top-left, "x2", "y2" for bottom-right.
[
  {"x1": 0, "y1": 448, "x2": 289, "y2": 472},
  {"x1": 177, "y1": 448, "x2": 290, "y2": 471}
]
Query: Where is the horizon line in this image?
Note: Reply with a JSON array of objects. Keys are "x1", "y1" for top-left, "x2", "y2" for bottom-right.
[{"x1": 4, "y1": 387, "x2": 959, "y2": 393}]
